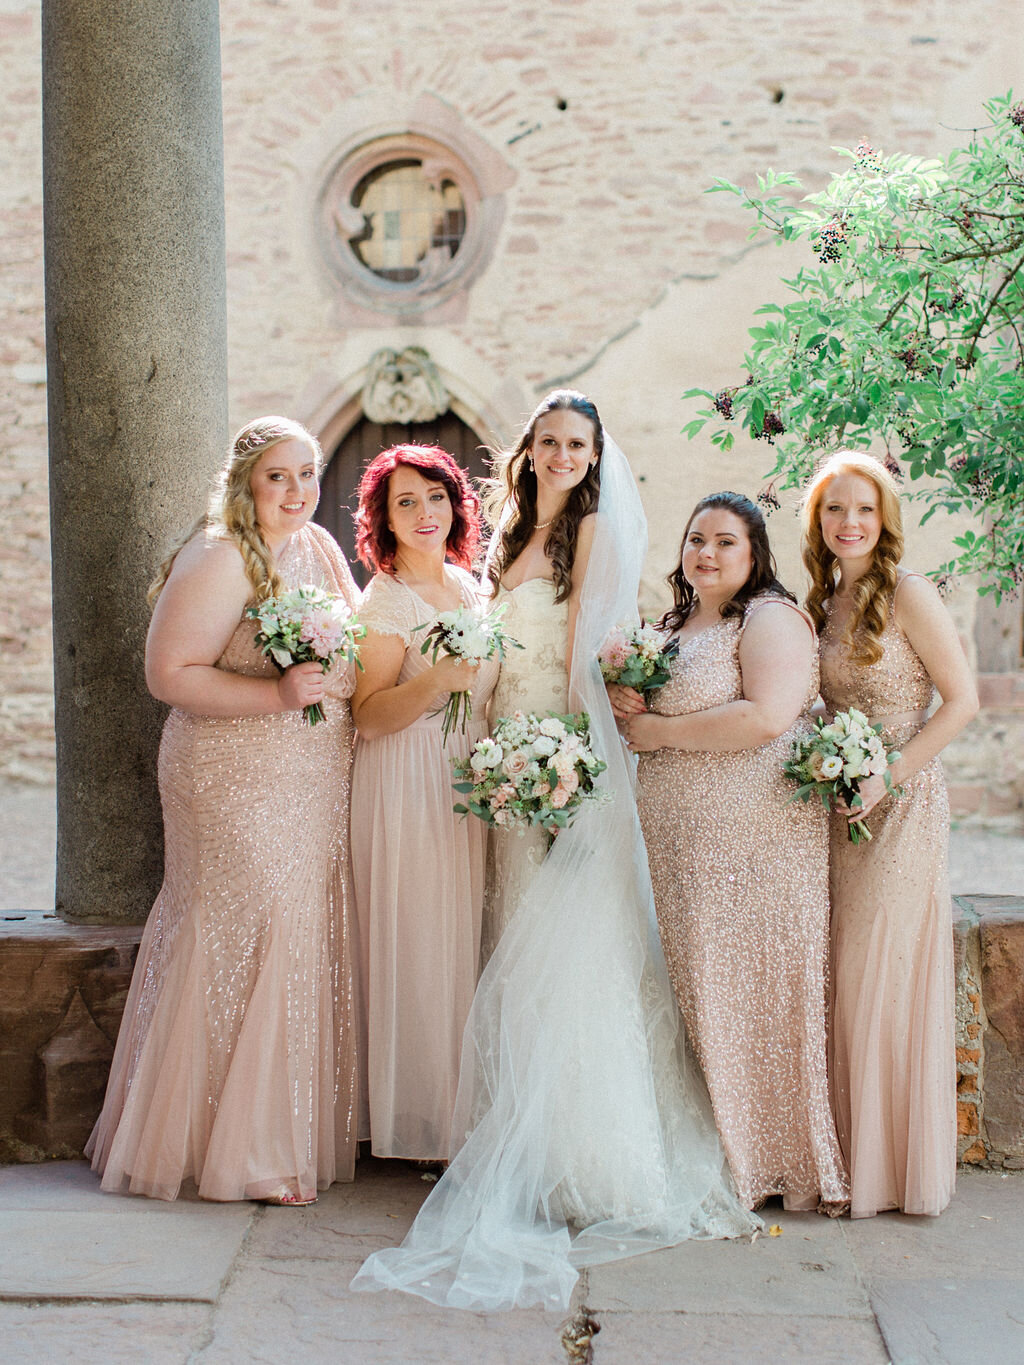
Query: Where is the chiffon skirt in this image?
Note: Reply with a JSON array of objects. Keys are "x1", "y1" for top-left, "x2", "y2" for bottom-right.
[{"x1": 829, "y1": 751, "x2": 956, "y2": 1218}]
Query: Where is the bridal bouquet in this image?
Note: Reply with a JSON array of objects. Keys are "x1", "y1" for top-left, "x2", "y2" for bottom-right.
[
  {"x1": 783, "y1": 707, "x2": 902, "y2": 844},
  {"x1": 247, "y1": 585, "x2": 365, "y2": 726},
  {"x1": 414, "y1": 603, "x2": 522, "y2": 743},
  {"x1": 452, "y1": 710, "x2": 609, "y2": 838},
  {"x1": 598, "y1": 621, "x2": 678, "y2": 697}
]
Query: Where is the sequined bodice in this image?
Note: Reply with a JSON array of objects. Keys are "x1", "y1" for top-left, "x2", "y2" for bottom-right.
[
  {"x1": 649, "y1": 597, "x2": 819, "y2": 719},
  {"x1": 490, "y1": 579, "x2": 569, "y2": 717},
  {"x1": 819, "y1": 585, "x2": 934, "y2": 721},
  {"x1": 216, "y1": 524, "x2": 360, "y2": 692}
]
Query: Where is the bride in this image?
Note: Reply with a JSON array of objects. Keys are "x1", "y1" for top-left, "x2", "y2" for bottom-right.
[{"x1": 351, "y1": 391, "x2": 758, "y2": 1312}]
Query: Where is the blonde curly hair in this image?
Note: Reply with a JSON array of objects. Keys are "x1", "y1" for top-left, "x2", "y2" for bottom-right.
[
  {"x1": 801, "y1": 450, "x2": 904, "y2": 667},
  {"x1": 147, "y1": 416, "x2": 324, "y2": 606}
]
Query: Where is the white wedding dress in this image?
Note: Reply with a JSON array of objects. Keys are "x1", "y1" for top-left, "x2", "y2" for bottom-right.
[{"x1": 351, "y1": 435, "x2": 758, "y2": 1312}]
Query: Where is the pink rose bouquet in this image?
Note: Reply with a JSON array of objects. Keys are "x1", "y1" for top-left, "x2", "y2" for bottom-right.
[
  {"x1": 247, "y1": 584, "x2": 364, "y2": 726},
  {"x1": 598, "y1": 621, "x2": 678, "y2": 697},
  {"x1": 452, "y1": 710, "x2": 609, "y2": 840}
]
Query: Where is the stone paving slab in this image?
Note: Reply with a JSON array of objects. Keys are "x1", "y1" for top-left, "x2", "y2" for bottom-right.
[
  {"x1": 586, "y1": 1310, "x2": 889, "y2": 1363},
  {"x1": 195, "y1": 1254, "x2": 568, "y2": 1365},
  {"x1": 0, "y1": 1161, "x2": 252, "y2": 1302},
  {"x1": 0, "y1": 1208, "x2": 252, "y2": 1300},
  {"x1": 587, "y1": 1206, "x2": 872, "y2": 1320},
  {"x1": 0, "y1": 1302, "x2": 211, "y2": 1365},
  {"x1": 870, "y1": 1277, "x2": 1024, "y2": 1365}
]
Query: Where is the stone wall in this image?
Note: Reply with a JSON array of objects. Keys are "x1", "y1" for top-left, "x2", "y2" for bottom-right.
[
  {"x1": 954, "y1": 897, "x2": 1024, "y2": 1170},
  {"x1": 0, "y1": 0, "x2": 1022, "y2": 817},
  {"x1": 0, "y1": 4, "x2": 51, "y2": 785}
]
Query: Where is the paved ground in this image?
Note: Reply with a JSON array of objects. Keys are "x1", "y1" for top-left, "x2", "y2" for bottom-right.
[
  {"x1": 1, "y1": 1159, "x2": 1023, "y2": 1363},
  {"x1": 4, "y1": 782, "x2": 1024, "y2": 1362},
  {"x1": 2, "y1": 780, "x2": 1024, "y2": 911}
]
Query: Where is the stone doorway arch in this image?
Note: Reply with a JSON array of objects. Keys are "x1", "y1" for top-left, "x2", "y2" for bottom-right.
[{"x1": 314, "y1": 409, "x2": 492, "y2": 586}]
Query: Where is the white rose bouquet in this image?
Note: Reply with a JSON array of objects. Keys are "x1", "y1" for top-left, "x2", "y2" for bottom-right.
[
  {"x1": 783, "y1": 707, "x2": 902, "y2": 844},
  {"x1": 598, "y1": 621, "x2": 679, "y2": 697},
  {"x1": 246, "y1": 585, "x2": 365, "y2": 726},
  {"x1": 414, "y1": 603, "x2": 522, "y2": 743},
  {"x1": 452, "y1": 710, "x2": 609, "y2": 840}
]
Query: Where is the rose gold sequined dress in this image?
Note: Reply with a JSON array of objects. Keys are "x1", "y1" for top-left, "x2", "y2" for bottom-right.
[
  {"x1": 480, "y1": 579, "x2": 569, "y2": 965},
  {"x1": 638, "y1": 596, "x2": 849, "y2": 1211},
  {"x1": 819, "y1": 575, "x2": 955, "y2": 1218},
  {"x1": 86, "y1": 523, "x2": 362, "y2": 1202},
  {"x1": 351, "y1": 570, "x2": 499, "y2": 1160}
]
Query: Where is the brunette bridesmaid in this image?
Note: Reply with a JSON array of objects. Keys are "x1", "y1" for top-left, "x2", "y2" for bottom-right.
[
  {"x1": 349, "y1": 445, "x2": 499, "y2": 1161},
  {"x1": 87, "y1": 417, "x2": 361, "y2": 1204},
  {"x1": 802, "y1": 451, "x2": 977, "y2": 1217},
  {"x1": 615, "y1": 491, "x2": 848, "y2": 1211}
]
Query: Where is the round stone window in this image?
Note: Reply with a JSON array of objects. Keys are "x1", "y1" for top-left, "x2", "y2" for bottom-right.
[{"x1": 320, "y1": 134, "x2": 488, "y2": 313}]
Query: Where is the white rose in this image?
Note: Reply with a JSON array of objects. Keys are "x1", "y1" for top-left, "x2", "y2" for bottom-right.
[
  {"x1": 531, "y1": 735, "x2": 557, "y2": 758},
  {"x1": 539, "y1": 717, "x2": 567, "y2": 739}
]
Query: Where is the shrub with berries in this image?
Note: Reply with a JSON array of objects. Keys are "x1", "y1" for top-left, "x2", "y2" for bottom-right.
[{"x1": 682, "y1": 92, "x2": 1024, "y2": 601}]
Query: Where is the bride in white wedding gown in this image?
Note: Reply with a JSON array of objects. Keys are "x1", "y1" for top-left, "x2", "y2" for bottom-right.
[{"x1": 351, "y1": 391, "x2": 758, "y2": 1311}]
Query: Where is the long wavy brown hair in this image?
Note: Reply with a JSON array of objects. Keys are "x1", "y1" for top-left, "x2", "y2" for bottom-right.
[
  {"x1": 484, "y1": 389, "x2": 603, "y2": 604},
  {"x1": 658, "y1": 491, "x2": 795, "y2": 633},
  {"x1": 147, "y1": 416, "x2": 323, "y2": 606},
  {"x1": 800, "y1": 450, "x2": 904, "y2": 666}
]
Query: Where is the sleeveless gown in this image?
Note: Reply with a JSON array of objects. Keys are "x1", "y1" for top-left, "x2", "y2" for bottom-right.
[
  {"x1": 86, "y1": 523, "x2": 362, "y2": 1201},
  {"x1": 481, "y1": 578, "x2": 568, "y2": 964},
  {"x1": 637, "y1": 596, "x2": 849, "y2": 1210},
  {"x1": 819, "y1": 577, "x2": 955, "y2": 1218},
  {"x1": 352, "y1": 517, "x2": 759, "y2": 1312},
  {"x1": 350, "y1": 568, "x2": 499, "y2": 1160}
]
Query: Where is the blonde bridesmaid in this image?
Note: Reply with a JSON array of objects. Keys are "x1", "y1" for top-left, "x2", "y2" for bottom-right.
[
  {"x1": 616, "y1": 491, "x2": 848, "y2": 1212},
  {"x1": 802, "y1": 451, "x2": 977, "y2": 1217},
  {"x1": 350, "y1": 445, "x2": 498, "y2": 1162},
  {"x1": 87, "y1": 417, "x2": 362, "y2": 1205}
]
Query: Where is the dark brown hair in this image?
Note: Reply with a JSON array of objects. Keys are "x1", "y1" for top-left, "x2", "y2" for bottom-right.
[
  {"x1": 658, "y1": 490, "x2": 795, "y2": 632},
  {"x1": 485, "y1": 389, "x2": 603, "y2": 604}
]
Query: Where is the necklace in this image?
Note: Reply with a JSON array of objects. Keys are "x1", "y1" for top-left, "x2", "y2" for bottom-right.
[{"x1": 535, "y1": 517, "x2": 555, "y2": 531}]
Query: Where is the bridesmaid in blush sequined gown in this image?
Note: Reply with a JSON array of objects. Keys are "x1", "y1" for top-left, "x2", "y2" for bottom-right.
[
  {"x1": 617, "y1": 492, "x2": 848, "y2": 1211},
  {"x1": 87, "y1": 418, "x2": 362, "y2": 1204},
  {"x1": 349, "y1": 445, "x2": 497, "y2": 1161},
  {"x1": 802, "y1": 452, "x2": 977, "y2": 1218}
]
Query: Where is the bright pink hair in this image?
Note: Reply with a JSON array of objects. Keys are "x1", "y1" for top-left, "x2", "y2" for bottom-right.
[{"x1": 354, "y1": 444, "x2": 481, "y2": 573}]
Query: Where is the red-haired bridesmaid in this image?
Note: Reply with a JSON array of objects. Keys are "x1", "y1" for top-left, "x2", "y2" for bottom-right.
[
  {"x1": 802, "y1": 451, "x2": 978, "y2": 1218},
  {"x1": 350, "y1": 445, "x2": 498, "y2": 1161}
]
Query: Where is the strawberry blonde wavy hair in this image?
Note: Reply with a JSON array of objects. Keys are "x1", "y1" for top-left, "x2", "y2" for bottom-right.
[
  {"x1": 147, "y1": 416, "x2": 323, "y2": 606},
  {"x1": 800, "y1": 450, "x2": 904, "y2": 667}
]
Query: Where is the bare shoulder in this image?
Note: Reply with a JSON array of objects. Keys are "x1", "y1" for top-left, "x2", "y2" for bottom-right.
[
  {"x1": 743, "y1": 596, "x2": 814, "y2": 642},
  {"x1": 168, "y1": 529, "x2": 247, "y2": 590},
  {"x1": 893, "y1": 571, "x2": 946, "y2": 624}
]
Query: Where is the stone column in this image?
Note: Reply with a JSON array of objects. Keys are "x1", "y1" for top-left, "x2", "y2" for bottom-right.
[{"x1": 42, "y1": 0, "x2": 228, "y2": 923}]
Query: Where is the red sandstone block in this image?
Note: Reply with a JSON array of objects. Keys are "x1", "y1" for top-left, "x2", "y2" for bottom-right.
[
  {"x1": 960, "y1": 1138, "x2": 988, "y2": 1164},
  {"x1": 956, "y1": 1046, "x2": 981, "y2": 1064},
  {"x1": 957, "y1": 1105, "x2": 980, "y2": 1136}
]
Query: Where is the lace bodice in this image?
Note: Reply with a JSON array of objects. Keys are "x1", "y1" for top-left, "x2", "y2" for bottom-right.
[
  {"x1": 819, "y1": 578, "x2": 935, "y2": 721},
  {"x1": 489, "y1": 579, "x2": 569, "y2": 719}
]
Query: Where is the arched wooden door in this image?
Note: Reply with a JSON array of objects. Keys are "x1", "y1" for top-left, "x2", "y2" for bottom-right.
[{"x1": 314, "y1": 412, "x2": 491, "y2": 586}]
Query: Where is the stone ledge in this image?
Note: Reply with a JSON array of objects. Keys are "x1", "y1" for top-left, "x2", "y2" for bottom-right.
[
  {"x1": 954, "y1": 895, "x2": 1024, "y2": 1168},
  {"x1": 0, "y1": 915, "x2": 141, "y2": 1160}
]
